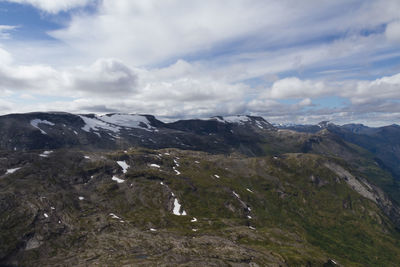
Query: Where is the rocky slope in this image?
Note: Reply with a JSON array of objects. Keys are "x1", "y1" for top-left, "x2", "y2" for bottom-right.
[{"x1": 2, "y1": 148, "x2": 400, "y2": 266}]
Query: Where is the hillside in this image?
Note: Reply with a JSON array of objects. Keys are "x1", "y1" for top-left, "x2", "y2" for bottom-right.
[{"x1": 0, "y1": 113, "x2": 400, "y2": 266}]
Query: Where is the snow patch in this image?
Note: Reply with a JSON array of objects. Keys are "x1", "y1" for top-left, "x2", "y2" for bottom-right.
[
  {"x1": 173, "y1": 167, "x2": 181, "y2": 175},
  {"x1": 255, "y1": 121, "x2": 264, "y2": 129},
  {"x1": 150, "y1": 164, "x2": 160, "y2": 168},
  {"x1": 192, "y1": 229, "x2": 198, "y2": 232},
  {"x1": 30, "y1": 119, "x2": 55, "y2": 135},
  {"x1": 117, "y1": 160, "x2": 130, "y2": 174},
  {"x1": 84, "y1": 156, "x2": 90, "y2": 159},
  {"x1": 246, "y1": 188, "x2": 254, "y2": 193},
  {"x1": 112, "y1": 176, "x2": 125, "y2": 183},
  {"x1": 224, "y1": 116, "x2": 251, "y2": 123},
  {"x1": 249, "y1": 226, "x2": 256, "y2": 230},
  {"x1": 39, "y1": 151, "x2": 53, "y2": 157},
  {"x1": 232, "y1": 191, "x2": 240, "y2": 198},
  {"x1": 150, "y1": 228, "x2": 157, "y2": 232},
  {"x1": 191, "y1": 217, "x2": 197, "y2": 222},
  {"x1": 220, "y1": 115, "x2": 251, "y2": 124},
  {"x1": 99, "y1": 114, "x2": 156, "y2": 131},
  {"x1": 78, "y1": 196, "x2": 84, "y2": 200},
  {"x1": 109, "y1": 213, "x2": 121, "y2": 219},
  {"x1": 44, "y1": 213, "x2": 49, "y2": 218},
  {"x1": 173, "y1": 197, "x2": 186, "y2": 216},
  {"x1": 79, "y1": 115, "x2": 120, "y2": 134},
  {"x1": 6, "y1": 167, "x2": 21, "y2": 174},
  {"x1": 214, "y1": 174, "x2": 220, "y2": 179}
]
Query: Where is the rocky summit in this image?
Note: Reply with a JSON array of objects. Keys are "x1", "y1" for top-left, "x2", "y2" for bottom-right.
[{"x1": 1, "y1": 112, "x2": 400, "y2": 266}]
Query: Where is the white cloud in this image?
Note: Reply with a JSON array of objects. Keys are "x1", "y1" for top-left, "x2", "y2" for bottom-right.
[
  {"x1": 69, "y1": 58, "x2": 138, "y2": 96},
  {"x1": 299, "y1": 98, "x2": 312, "y2": 107},
  {"x1": 0, "y1": 46, "x2": 13, "y2": 64},
  {"x1": 43, "y1": 0, "x2": 400, "y2": 67},
  {"x1": 260, "y1": 73, "x2": 400, "y2": 104},
  {"x1": 2, "y1": 0, "x2": 91, "y2": 13},
  {"x1": 386, "y1": 21, "x2": 400, "y2": 43},
  {"x1": 0, "y1": 63, "x2": 65, "y2": 94},
  {"x1": 147, "y1": 33, "x2": 389, "y2": 86},
  {"x1": 139, "y1": 78, "x2": 245, "y2": 102},
  {"x1": 0, "y1": 45, "x2": 399, "y2": 124},
  {"x1": 244, "y1": 73, "x2": 400, "y2": 125},
  {"x1": 19, "y1": 93, "x2": 36, "y2": 99},
  {"x1": 247, "y1": 99, "x2": 282, "y2": 113},
  {"x1": 268, "y1": 77, "x2": 331, "y2": 99},
  {"x1": 49, "y1": 0, "x2": 280, "y2": 65},
  {"x1": 0, "y1": 25, "x2": 18, "y2": 39},
  {"x1": 0, "y1": 57, "x2": 138, "y2": 97},
  {"x1": 342, "y1": 73, "x2": 400, "y2": 104},
  {"x1": 1, "y1": 0, "x2": 400, "y2": 126},
  {"x1": 0, "y1": 98, "x2": 13, "y2": 113},
  {"x1": 3, "y1": 1, "x2": 399, "y2": 81},
  {"x1": 0, "y1": 52, "x2": 249, "y2": 117}
]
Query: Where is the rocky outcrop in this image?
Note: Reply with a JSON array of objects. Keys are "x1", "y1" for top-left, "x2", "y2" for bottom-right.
[{"x1": 325, "y1": 162, "x2": 400, "y2": 228}]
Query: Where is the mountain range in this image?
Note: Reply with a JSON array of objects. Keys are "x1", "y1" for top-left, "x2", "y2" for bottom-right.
[{"x1": 1, "y1": 112, "x2": 400, "y2": 266}]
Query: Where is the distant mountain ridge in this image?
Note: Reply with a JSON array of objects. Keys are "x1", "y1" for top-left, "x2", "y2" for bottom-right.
[
  {"x1": 279, "y1": 121, "x2": 400, "y2": 181},
  {"x1": 0, "y1": 112, "x2": 275, "y2": 155},
  {"x1": 1, "y1": 112, "x2": 399, "y2": 182}
]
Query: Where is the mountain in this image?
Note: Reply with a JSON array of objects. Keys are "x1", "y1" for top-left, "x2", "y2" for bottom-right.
[
  {"x1": 280, "y1": 122, "x2": 400, "y2": 203},
  {"x1": 331, "y1": 124, "x2": 400, "y2": 179},
  {"x1": 1, "y1": 112, "x2": 400, "y2": 266},
  {"x1": 0, "y1": 113, "x2": 274, "y2": 156}
]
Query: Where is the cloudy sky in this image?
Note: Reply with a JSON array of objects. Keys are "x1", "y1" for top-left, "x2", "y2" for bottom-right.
[{"x1": 0, "y1": 0, "x2": 399, "y2": 125}]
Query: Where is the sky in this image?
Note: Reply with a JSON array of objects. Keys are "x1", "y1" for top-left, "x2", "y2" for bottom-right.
[{"x1": 0, "y1": 0, "x2": 400, "y2": 126}]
